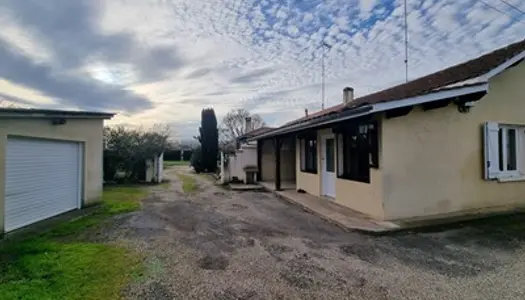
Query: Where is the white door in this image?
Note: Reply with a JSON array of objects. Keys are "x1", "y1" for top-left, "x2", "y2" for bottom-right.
[
  {"x1": 321, "y1": 135, "x2": 336, "y2": 198},
  {"x1": 5, "y1": 138, "x2": 82, "y2": 232}
]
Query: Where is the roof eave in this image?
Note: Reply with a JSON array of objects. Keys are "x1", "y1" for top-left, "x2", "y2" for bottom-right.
[
  {"x1": 248, "y1": 105, "x2": 373, "y2": 141},
  {"x1": 0, "y1": 111, "x2": 115, "y2": 119},
  {"x1": 478, "y1": 49, "x2": 525, "y2": 81},
  {"x1": 248, "y1": 83, "x2": 489, "y2": 141},
  {"x1": 368, "y1": 82, "x2": 488, "y2": 114}
]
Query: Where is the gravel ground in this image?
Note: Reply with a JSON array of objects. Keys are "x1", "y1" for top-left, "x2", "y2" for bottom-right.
[{"x1": 98, "y1": 166, "x2": 525, "y2": 300}]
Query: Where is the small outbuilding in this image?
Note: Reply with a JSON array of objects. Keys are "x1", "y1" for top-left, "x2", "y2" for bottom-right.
[
  {"x1": 0, "y1": 108, "x2": 114, "y2": 233},
  {"x1": 145, "y1": 152, "x2": 164, "y2": 183}
]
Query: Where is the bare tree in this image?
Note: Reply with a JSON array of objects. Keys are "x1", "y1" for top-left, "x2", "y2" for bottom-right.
[
  {"x1": 219, "y1": 109, "x2": 265, "y2": 144},
  {"x1": 0, "y1": 100, "x2": 23, "y2": 108}
]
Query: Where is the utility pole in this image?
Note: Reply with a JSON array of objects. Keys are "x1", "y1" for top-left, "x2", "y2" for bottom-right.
[
  {"x1": 404, "y1": 0, "x2": 409, "y2": 82},
  {"x1": 321, "y1": 42, "x2": 331, "y2": 110}
]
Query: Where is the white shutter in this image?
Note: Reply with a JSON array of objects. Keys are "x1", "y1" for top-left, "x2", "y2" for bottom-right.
[{"x1": 484, "y1": 121, "x2": 500, "y2": 180}]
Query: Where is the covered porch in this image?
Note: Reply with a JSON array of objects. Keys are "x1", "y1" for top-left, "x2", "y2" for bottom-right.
[
  {"x1": 258, "y1": 181, "x2": 296, "y2": 191},
  {"x1": 256, "y1": 135, "x2": 296, "y2": 191}
]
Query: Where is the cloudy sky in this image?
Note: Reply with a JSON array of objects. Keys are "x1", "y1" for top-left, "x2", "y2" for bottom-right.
[{"x1": 0, "y1": 0, "x2": 523, "y2": 139}]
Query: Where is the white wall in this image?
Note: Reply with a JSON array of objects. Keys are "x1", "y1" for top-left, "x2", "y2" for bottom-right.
[
  {"x1": 227, "y1": 143, "x2": 258, "y2": 183},
  {"x1": 146, "y1": 153, "x2": 164, "y2": 183}
]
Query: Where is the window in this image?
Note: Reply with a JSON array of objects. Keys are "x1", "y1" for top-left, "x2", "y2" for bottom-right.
[
  {"x1": 337, "y1": 121, "x2": 379, "y2": 183},
  {"x1": 300, "y1": 136, "x2": 317, "y2": 173},
  {"x1": 325, "y1": 138, "x2": 335, "y2": 172},
  {"x1": 484, "y1": 122, "x2": 524, "y2": 181}
]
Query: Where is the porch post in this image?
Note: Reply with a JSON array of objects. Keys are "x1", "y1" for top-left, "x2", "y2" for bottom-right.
[
  {"x1": 256, "y1": 140, "x2": 262, "y2": 181},
  {"x1": 273, "y1": 138, "x2": 282, "y2": 191}
]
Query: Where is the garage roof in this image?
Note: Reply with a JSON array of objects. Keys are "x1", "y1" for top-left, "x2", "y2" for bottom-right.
[{"x1": 0, "y1": 108, "x2": 115, "y2": 119}]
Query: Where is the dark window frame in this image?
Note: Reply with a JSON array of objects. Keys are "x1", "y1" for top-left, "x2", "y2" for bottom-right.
[
  {"x1": 299, "y1": 135, "x2": 318, "y2": 174},
  {"x1": 337, "y1": 121, "x2": 379, "y2": 184}
]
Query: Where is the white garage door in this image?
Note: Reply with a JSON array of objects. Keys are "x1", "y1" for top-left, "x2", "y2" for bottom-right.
[{"x1": 5, "y1": 138, "x2": 82, "y2": 232}]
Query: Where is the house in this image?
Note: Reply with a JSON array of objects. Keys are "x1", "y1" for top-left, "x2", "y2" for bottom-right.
[
  {"x1": 249, "y1": 38, "x2": 525, "y2": 222},
  {"x1": 220, "y1": 117, "x2": 274, "y2": 184},
  {"x1": 0, "y1": 108, "x2": 114, "y2": 233}
]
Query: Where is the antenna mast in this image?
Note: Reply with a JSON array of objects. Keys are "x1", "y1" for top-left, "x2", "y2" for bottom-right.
[{"x1": 404, "y1": 0, "x2": 409, "y2": 82}]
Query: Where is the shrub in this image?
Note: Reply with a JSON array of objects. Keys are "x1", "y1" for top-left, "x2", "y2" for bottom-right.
[
  {"x1": 103, "y1": 125, "x2": 170, "y2": 182},
  {"x1": 190, "y1": 146, "x2": 204, "y2": 173}
]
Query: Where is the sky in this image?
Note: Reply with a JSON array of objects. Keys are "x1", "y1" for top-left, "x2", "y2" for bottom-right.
[{"x1": 0, "y1": 0, "x2": 523, "y2": 140}]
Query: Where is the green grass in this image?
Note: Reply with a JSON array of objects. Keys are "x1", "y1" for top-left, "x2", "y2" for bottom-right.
[
  {"x1": 177, "y1": 173, "x2": 198, "y2": 193},
  {"x1": 164, "y1": 160, "x2": 189, "y2": 167},
  {"x1": 0, "y1": 186, "x2": 149, "y2": 300},
  {"x1": 160, "y1": 182, "x2": 171, "y2": 190},
  {"x1": 197, "y1": 173, "x2": 216, "y2": 183}
]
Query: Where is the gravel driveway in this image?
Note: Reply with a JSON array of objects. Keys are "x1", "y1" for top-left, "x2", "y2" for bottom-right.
[{"x1": 101, "y1": 166, "x2": 525, "y2": 300}]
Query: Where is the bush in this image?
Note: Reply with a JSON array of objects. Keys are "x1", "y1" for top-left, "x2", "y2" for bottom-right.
[
  {"x1": 190, "y1": 146, "x2": 204, "y2": 173},
  {"x1": 103, "y1": 125, "x2": 170, "y2": 182}
]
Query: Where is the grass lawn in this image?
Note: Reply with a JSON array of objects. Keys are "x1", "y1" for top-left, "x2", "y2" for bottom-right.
[
  {"x1": 176, "y1": 173, "x2": 198, "y2": 193},
  {"x1": 0, "y1": 186, "x2": 149, "y2": 300},
  {"x1": 164, "y1": 160, "x2": 189, "y2": 167}
]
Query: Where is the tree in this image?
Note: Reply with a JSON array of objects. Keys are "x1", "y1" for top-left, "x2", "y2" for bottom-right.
[
  {"x1": 219, "y1": 109, "x2": 265, "y2": 144},
  {"x1": 197, "y1": 108, "x2": 219, "y2": 173}
]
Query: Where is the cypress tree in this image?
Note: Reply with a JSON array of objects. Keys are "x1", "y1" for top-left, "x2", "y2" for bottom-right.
[{"x1": 199, "y1": 108, "x2": 219, "y2": 172}]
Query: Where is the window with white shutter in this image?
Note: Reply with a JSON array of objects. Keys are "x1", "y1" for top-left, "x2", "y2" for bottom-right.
[{"x1": 484, "y1": 122, "x2": 524, "y2": 181}]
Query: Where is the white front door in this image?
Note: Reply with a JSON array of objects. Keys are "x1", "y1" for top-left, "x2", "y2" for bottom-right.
[{"x1": 321, "y1": 135, "x2": 336, "y2": 198}]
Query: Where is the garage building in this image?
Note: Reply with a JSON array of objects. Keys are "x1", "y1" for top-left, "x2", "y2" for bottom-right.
[{"x1": 0, "y1": 108, "x2": 114, "y2": 233}]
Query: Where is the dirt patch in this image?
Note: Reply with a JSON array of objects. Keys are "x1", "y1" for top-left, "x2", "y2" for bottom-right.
[
  {"x1": 125, "y1": 281, "x2": 174, "y2": 300},
  {"x1": 198, "y1": 254, "x2": 229, "y2": 270},
  {"x1": 239, "y1": 225, "x2": 288, "y2": 238},
  {"x1": 263, "y1": 243, "x2": 293, "y2": 260},
  {"x1": 280, "y1": 253, "x2": 330, "y2": 289},
  {"x1": 339, "y1": 243, "x2": 379, "y2": 263},
  {"x1": 214, "y1": 288, "x2": 257, "y2": 300},
  {"x1": 231, "y1": 203, "x2": 248, "y2": 210},
  {"x1": 378, "y1": 234, "x2": 497, "y2": 277}
]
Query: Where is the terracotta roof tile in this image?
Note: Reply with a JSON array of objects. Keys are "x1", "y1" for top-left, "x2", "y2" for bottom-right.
[{"x1": 347, "y1": 38, "x2": 525, "y2": 108}]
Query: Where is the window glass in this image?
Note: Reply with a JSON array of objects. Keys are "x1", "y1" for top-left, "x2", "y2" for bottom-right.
[
  {"x1": 498, "y1": 128, "x2": 504, "y2": 171},
  {"x1": 325, "y1": 138, "x2": 335, "y2": 172},
  {"x1": 338, "y1": 123, "x2": 372, "y2": 183},
  {"x1": 299, "y1": 136, "x2": 317, "y2": 173},
  {"x1": 507, "y1": 128, "x2": 517, "y2": 171}
]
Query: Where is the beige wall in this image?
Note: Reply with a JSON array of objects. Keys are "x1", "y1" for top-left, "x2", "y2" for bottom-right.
[
  {"x1": 335, "y1": 169, "x2": 384, "y2": 219},
  {"x1": 295, "y1": 128, "x2": 385, "y2": 218},
  {"x1": 260, "y1": 137, "x2": 296, "y2": 182},
  {"x1": 296, "y1": 138, "x2": 320, "y2": 196},
  {"x1": 261, "y1": 140, "x2": 276, "y2": 181},
  {"x1": 0, "y1": 118, "x2": 105, "y2": 232},
  {"x1": 281, "y1": 138, "x2": 296, "y2": 181},
  {"x1": 381, "y1": 62, "x2": 525, "y2": 220}
]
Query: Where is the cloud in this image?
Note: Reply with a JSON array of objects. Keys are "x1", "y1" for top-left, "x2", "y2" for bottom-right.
[
  {"x1": 0, "y1": 0, "x2": 523, "y2": 139},
  {"x1": 0, "y1": 39, "x2": 152, "y2": 112},
  {"x1": 230, "y1": 67, "x2": 276, "y2": 84}
]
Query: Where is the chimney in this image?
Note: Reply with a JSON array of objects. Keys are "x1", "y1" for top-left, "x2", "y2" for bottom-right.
[
  {"x1": 245, "y1": 116, "x2": 252, "y2": 133},
  {"x1": 343, "y1": 87, "x2": 354, "y2": 104},
  {"x1": 304, "y1": 108, "x2": 309, "y2": 117}
]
